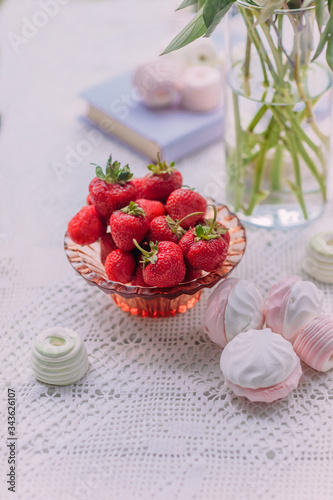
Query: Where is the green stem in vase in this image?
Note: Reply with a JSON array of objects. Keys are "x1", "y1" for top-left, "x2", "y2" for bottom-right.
[
  {"x1": 245, "y1": 117, "x2": 281, "y2": 215},
  {"x1": 240, "y1": 7, "x2": 270, "y2": 85},
  {"x1": 229, "y1": 3, "x2": 328, "y2": 219},
  {"x1": 270, "y1": 144, "x2": 283, "y2": 191},
  {"x1": 294, "y1": 135, "x2": 327, "y2": 201},
  {"x1": 247, "y1": 104, "x2": 268, "y2": 132},
  {"x1": 269, "y1": 105, "x2": 325, "y2": 209},
  {"x1": 273, "y1": 105, "x2": 325, "y2": 172},
  {"x1": 290, "y1": 12, "x2": 328, "y2": 144},
  {"x1": 260, "y1": 22, "x2": 285, "y2": 81},
  {"x1": 243, "y1": 34, "x2": 252, "y2": 96},
  {"x1": 232, "y1": 91, "x2": 244, "y2": 212},
  {"x1": 285, "y1": 132, "x2": 308, "y2": 220}
]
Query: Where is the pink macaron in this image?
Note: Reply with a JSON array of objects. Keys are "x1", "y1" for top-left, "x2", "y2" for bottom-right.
[
  {"x1": 265, "y1": 275, "x2": 324, "y2": 344},
  {"x1": 293, "y1": 315, "x2": 333, "y2": 372},
  {"x1": 220, "y1": 329, "x2": 302, "y2": 403}
]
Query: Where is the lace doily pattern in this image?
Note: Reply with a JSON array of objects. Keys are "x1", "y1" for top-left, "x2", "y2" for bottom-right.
[{"x1": 1, "y1": 1, "x2": 333, "y2": 499}]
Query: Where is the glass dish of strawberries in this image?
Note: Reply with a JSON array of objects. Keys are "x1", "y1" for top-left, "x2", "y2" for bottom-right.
[{"x1": 65, "y1": 155, "x2": 246, "y2": 317}]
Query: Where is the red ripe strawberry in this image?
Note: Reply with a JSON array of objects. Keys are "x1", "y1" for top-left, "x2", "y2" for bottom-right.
[
  {"x1": 142, "y1": 155, "x2": 182, "y2": 202},
  {"x1": 187, "y1": 238, "x2": 228, "y2": 272},
  {"x1": 104, "y1": 249, "x2": 136, "y2": 283},
  {"x1": 218, "y1": 223, "x2": 230, "y2": 246},
  {"x1": 149, "y1": 210, "x2": 204, "y2": 244},
  {"x1": 165, "y1": 188, "x2": 207, "y2": 229},
  {"x1": 178, "y1": 228, "x2": 195, "y2": 258},
  {"x1": 184, "y1": 266, "x2": 202, "y2": 281},
  {"x1": 136, "y1": 199, "x2": 166, "y2": 221},
  {"x1": 131, "y1": 261, "x2": 148, "y2": 286},
  {"x1": 110, "y1": 201, "x2": 150, "y2": 251},
  {"x1": 179, "y1": 214, "x2": 229, "y2": 262},
  {"x1": 185, "y1": 206, "x2": 229, "y2": 272},
  {"x1": 87, "y1": 194, "x2": 93, "y2": 205},
  {"x1": 89, "y1": 155, "x2": 136, "y2": 218},
  {"x1": 100, "y1": 233, "x2": 117, "y2": 265},
  {"x1": 134, "y1": 240, "x2": 185, "y2": 287},
  {"x1": 68, "y1": 205, "x2": 106, "y2": 245},
  {"x1": 133, "y1": 178, "x2": 146, "y2": 199}
]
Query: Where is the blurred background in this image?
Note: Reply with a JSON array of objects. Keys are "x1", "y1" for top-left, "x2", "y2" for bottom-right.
[
  {"x1": 0, "y1": 0, "x2": 226, "y2": 295},
  {"x1": 0, "y1": 0, "x2": 225, "y2": 253}
]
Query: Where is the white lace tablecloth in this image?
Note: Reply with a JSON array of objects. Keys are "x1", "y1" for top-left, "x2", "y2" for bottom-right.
[{"x1": 1, "y1": 1, "x2": 333, "y2": 499}]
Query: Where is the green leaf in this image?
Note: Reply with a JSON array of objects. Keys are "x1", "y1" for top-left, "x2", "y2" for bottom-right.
[
  {"x1": 176, "y1": 0, "x2": 199, "y2": 10},
  {"x1": 92, "y1": 157, "x2": 133, "y2": 184},
  {"x1": 316, "y1": 0, "x2": 325, "y2": 31},
  {"x1": 147, "y1": 154, "x2": 176, "y2": 175},
  {"x1": 203, "y1": 0, "x2": 235, "y2": 37},
  {"x1": 253, "y1": 0, "x2": 284, "y2": 26},
  {"x1": 313, "y1": 10, "x2": 333, "y2": 62},
  {"x1": 95, "y1": 166, "x2": 105, "y2": 180},
  {"x1": 161, "y1": 6, "x2": 207, "y2": 54},
  {"x1": 195, "y1": 225, "x2": 205, "y2": 238},
  {"x1": 121, "y1": 201, "x2": 146, "y2": 217},
  {"x1": 326, "y1": 34, "x2": 333, "y2": 70}
]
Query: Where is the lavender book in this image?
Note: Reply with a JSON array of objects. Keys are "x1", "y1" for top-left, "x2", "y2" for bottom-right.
[{"x1": 81, "y1": 72, "x2": 224, "y2": 162}]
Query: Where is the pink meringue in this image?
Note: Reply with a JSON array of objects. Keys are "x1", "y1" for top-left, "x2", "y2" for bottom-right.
[
  {"x1": 265, "y1": 275, "x2": 324, "y2": 344},
  {"x1": 133, "y1": 59, "x2": 182, "y2": 109},
  {"x1": 220, "y1": 329, "x2": 302, "y2": 403},
  {"x1": 204, "y1": 278, "x2": 265, "y2": 348},
  {"x1": 225, "y1": 364, "x2": 302, "y2": 403},
  {"x1": 293, "y1": 315, "x2": 333, "y2": 372}
]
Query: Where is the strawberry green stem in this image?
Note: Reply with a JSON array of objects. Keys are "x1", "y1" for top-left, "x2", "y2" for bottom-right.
[
  {"x1": 177, "y1": 211, "x2": 204, "y2": 226},
  {"x1": 207, "y1": 205, "x2": 217, "y2": 235},
  {"x1": 133, "y1": 239, "x2": 150, "y2": 257},
  {"x1": 147, "y1": 154, "x2": 175, "y2": 175},
  {"x1": 133, "y1": 239, "x2": 159, "y2": 266}
]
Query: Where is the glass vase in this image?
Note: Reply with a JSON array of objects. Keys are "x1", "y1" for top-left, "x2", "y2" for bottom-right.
[{"x1": 225, "y1": 2, "x2": 332, "y2": 228}]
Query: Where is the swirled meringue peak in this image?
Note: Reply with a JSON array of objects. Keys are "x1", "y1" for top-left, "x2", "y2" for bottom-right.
[
  {"x1": 224, "y1": 280, "x2": 265, "y2": 342},
  {"x1": 220, "y1": 329, "x2": 301, "y2": 394},
  {"x1": 204, "y1": 279, "x2": 265, "y2": 348},
  {"x1": 265, "y1": 276, "x2": 324, "y2": 344},
  {"x1": 32, "y1": 327, "x2": 89, "y2": 386}
]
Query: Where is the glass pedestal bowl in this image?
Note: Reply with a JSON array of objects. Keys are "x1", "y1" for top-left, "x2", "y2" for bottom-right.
[{"x1": 64, "y1": 204, "x2": 246, "y2": 318}]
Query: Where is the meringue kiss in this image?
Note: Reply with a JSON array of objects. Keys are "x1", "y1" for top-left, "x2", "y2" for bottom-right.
[
  {"x1": 220, "y1": 328, "x2": 302, "y2": 403},
  {"x1": 265, "y1": 275, "x2": 324, "y2": 344},
  {"x1": 204, "y1": 278, "x2": 265, "y2": 348}
]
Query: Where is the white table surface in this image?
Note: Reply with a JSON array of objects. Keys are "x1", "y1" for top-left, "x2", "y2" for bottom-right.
[{"x1": 0, "y1": 1, "x2": 333, "y2": 499}]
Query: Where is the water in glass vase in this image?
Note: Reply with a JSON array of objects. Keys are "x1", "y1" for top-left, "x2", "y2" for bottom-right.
[{"x1": 225, "y1": 4, "x2": 332, "y2": 229}]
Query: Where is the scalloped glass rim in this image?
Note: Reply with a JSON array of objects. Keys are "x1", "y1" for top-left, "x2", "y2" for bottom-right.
[{"x1": 64, "y1": 203, "x2": 247, "y2": 301}]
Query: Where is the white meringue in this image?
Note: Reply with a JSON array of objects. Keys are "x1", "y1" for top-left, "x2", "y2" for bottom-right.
[
  {"x1": 265, "y1": 276, "x2": 324, "y2": 344},
  {"x1": 220, "y1": 328, "x2": 300, "y2": 389},
  {"x1": 180, "y1": 66, "x2": 222, "y2": 112},
  {"x1": 224, "y1": 280, "x2": 265, "y2": 342},
  {"x1": 32, "y1": 327, "x2": 89, "y2": 386},
  {"x1": 302, "y1": 232, "x2": 333, "y2": 284},
  {"x1": 204, "y1": 278, "x2": 265, "y2": 347}
]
